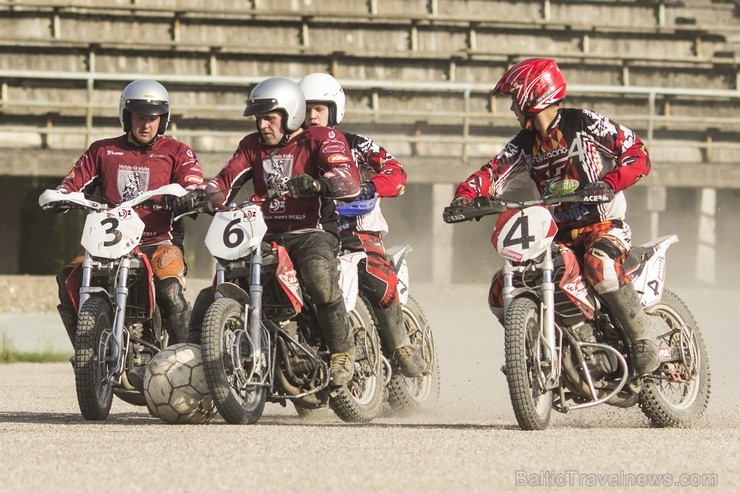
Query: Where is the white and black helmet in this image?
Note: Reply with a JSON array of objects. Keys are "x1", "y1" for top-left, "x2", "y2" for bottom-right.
[
  {"x1": 118, "y1": 79, "x2": 170, "y2": 134},
  {"x1": 244, "y1": 77, "x2": 305, "y2": 133},
  {"x1": 299, "y1": 73, "x2": 346, "y2": 126}
]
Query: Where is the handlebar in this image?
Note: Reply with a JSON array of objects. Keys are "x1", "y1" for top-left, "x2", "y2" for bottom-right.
[{"x1": 442, "y1": 188, "x2": 613, "y2": 224}]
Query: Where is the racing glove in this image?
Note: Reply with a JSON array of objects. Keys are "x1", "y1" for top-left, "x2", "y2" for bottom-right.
[
  {"x1": 287, "y1": 174, "x2": 323, "y2": 197},
  {"x1": 359, "y1": 182, "x2": 377, "y2": 200},
  {"x1": 172, "y1": 189, "x2": 212, "y2": 216},
  {"x1": 449, "y1": 196, "x2": 471, "y2": 208}
]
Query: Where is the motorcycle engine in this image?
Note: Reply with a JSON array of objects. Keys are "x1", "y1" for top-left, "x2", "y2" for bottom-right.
[{"x1": 570, "y1": 323, "x2": 619, "y2": 380}]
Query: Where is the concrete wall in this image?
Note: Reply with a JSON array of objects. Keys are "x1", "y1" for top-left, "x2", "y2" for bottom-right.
[{"x1": 1, "y1": 0, "x2": 738, "y2": 284}]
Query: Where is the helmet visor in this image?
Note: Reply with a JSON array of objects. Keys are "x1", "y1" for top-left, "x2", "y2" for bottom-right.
[
  {"x1": 244, "y1": 98, "x2": 279, "y2": 117},
  {"x1": 126, "y1": 99, "x2": 168, "y2": 116}
]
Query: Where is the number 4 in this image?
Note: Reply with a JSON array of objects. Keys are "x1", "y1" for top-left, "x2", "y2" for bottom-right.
[
  {"x1": 503, "y1": 215, "x2": 535, "y2": 250},
  {"x1": 647, "y1": 279, "x2": 660, "y2": 297}
]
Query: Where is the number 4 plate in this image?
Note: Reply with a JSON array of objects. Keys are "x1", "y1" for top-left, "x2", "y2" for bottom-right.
[{"x1": 491, "y1": 205, "x2": 557, "y2": 262}]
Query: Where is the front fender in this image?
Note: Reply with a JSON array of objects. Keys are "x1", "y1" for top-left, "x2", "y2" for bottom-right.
[
  {"x1": 78, "y1": 288, "x2": 113, "y2": 315},
  {"x1": 215, "y1": 282, "x2": 252, "y2": 306}
]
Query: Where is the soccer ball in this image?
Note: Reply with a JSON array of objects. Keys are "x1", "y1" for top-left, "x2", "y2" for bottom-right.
[{"x1": 143, "y1": 343, "x2": 218, "y2": 424}]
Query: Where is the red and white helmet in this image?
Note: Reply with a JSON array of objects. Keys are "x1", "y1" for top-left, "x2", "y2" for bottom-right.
[{"x1": 492, "y1": 58, "x2": 566, "y2": 117}]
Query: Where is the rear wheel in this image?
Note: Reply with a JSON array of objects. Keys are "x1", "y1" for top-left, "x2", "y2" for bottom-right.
[
  {"x1": 639, "y1": 289, "x2": 711, "y2": 427},
  {"x1": 504, "y1": 297, "x2": 553, "y2": 430},
  {"x1": 387, "y1": 297, "x2": 440, "y2": 415},
  {"x1": 330, "y1": 298, "x2": 384, "y2": 422},
  {"x1": 75, "y1": 296, "x2": 115, "y2": 421},
  {"x1": 201, "y1": 298, "x2": 267, "y2": 424}
]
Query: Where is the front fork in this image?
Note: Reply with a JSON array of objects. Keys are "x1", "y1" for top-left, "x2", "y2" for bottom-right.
[
  {"x1": 215, "y1": 252, "x2": 267, "y2": 384},
  {"x1": 78, "y1": 251, "x2": 129, "y2": 378},
  {"x1": 502, "y1": 249, "x2": 560, "y2": 388}
]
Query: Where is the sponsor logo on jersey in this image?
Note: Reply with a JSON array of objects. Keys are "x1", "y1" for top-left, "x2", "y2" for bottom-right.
[
  {"x1": 106, "y1": 150, "x2": 124, "y2": 156},
  {"x1": 322, "y1": 144, "x2": 347, "y2": 154},
  {"x1": 544, "y1": 178, "x2": 579, "y2": 196},
  {"x1": 327, "y1": 154, "x2": 351, "y2": 164},
  {"x1": 533, "y1": 147, "x2": 568, "y2": 164},
  {"x1": 269, "y1": 198, "x2": 286, "y2": 214},
  {"x1": 184, "y1": 174, "x2": 203, "y2": 184}
]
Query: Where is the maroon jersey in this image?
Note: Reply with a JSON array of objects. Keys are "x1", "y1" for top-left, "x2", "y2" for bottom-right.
[
  {"x1": 455, "y1": 108, "x2": 651, "y2": 232},
  {"x1": 207, "y1": 126, "x2": 360, "y2": 235},
  {"x1": 58, "y1": 134, "x2": 203, "y2": 246}
]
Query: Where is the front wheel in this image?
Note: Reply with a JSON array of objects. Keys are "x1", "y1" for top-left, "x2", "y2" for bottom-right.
[
  {"x1": 504, "y1": 297, "x2": 553, "y2": 430},
  {"x1": 201, "y1": 298, "x2": 267, "y2": 424},
  {"x1": 330, "y1": 298, "x2": 384, "y2": 422},
  {"x1": 639, "y1": 289, "x2": 711, "y2": 427},
  {"x1": 387, "y1": 297, "x2": 441, "y2": 415},
  {"x1": 74, "y1": 296, "x2": 115, "y2": 421}
]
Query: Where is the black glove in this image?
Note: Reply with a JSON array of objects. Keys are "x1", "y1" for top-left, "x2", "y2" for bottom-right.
[
  {"x1": 580, "y1": 181, "x2": 614, "y2": 202},
  {"x1": 172, "y1": 189, "x2": 209, "y2": 216},
  {"x1": 358, "y1": 182, "x2": 376, "y2": 200},
  {"x1": 287, "y1": 174, "x2": 323, "y2": 197},
  {"x1": 442, "y1": 196, "x2": 472, "y2": 223},
  {"x1": 449, "y1": 196, "x2": 471, "y2": 208}
]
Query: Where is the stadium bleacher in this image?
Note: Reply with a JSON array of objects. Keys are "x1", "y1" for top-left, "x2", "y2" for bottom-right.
[{"x1": 0, "y1": 0, "x2": 738, "y2": 282}]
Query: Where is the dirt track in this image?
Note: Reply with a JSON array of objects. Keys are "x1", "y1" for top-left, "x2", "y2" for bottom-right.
[{"x1": 0, "y1": 279, "x2": 738, "y2": 491}]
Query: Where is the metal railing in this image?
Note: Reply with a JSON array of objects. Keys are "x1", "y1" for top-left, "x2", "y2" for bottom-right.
[{"x1": 1, "y1": 69, "x2": 739, "y2": 161}]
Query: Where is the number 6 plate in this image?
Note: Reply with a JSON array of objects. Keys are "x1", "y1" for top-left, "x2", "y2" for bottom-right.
[{"x1": 204, "y1": 205, "x2": 268, "y2": 260}]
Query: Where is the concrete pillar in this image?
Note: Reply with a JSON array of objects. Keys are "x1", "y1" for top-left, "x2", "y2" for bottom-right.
[
  {"x1": 432, "y1": 183, "x2": 455, "y2": 285},
  {"x1": 696, "y1": 188, "x2": 716, "y2": 284},
  {"x1": 541, "y1": 0, "x2": 551, "y2": 22},
  {"x1": 646, "y1": 185, "x2": 666, "y2": 241}
]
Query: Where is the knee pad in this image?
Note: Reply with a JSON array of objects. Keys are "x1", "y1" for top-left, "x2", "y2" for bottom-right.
[
  {"x1": 585, "y1": 238, "x2": 625, "y2": 293},
  {"x1": 155, "y1": 277, "x2": 189, "y2": 318},
  {"x1": 360, "y1": 256, "x2": 399, "y2": 309},
  {"x1": 300, "y1": 257, "x2": 340, "y2": 306},
  {"x1": 590, "y1": 237, "x2": 624, "y2": 261}
]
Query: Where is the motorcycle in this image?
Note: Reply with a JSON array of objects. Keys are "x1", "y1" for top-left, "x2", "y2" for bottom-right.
[
  {"x1": 39, "y1": 184, "x2": 188, "y2": 420},
  {"x1": 193, "y1": 194, "x2": 384, "y2": 424},
  {"x1": 443, "y1": 191, "x2": 711, "y2": 430},
  {"x1": 335, "y1": 195, "x2": 441, "y2": 415}
]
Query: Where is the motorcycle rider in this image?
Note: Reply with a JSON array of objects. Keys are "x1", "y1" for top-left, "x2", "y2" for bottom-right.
[
  {"x1": 298, "y1": 73, "x2": 425, "y2": 378},
  {"x1": 54, "y1": 79, "x2": 204, "y2": 350},
  {"x1": 446, "y1": 58, "x2": 660, "y2": 375},
  {"x1": 177, "y1": 77, "x2": 361, "y2": 386}
]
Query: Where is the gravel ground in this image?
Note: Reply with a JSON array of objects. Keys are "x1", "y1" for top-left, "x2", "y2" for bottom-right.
[{"x1": 0, "y1": 276, "x2": 738, "y2": 492}]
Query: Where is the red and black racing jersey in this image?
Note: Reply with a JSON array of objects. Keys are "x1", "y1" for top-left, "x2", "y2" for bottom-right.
[
  {"x1": 207, "y1": 126, "x2": 360, "y2": 236},
  {"x1": 455, "y1": 108, "x2": 651, "y2": 232},
  {"x1": 339, "y1": 131, "x2": 407, "y2": 235},
  {"x1": 58, "y1": 134, "x2": 203, "y2": 246}
]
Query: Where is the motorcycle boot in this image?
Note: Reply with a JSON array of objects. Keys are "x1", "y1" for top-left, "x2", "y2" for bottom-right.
[
  {"x1": 163, "y1": 307, "x2": 190, "y2": 345},
  {"x1": 156, "y1": 277, "x2": 190, "y2": 344},
  {"x1": 186, "y1": 288, "x2": 215, "y2": 345},
  {"x1": 57, "y1": 303, "x2": 77, "y2": 346},
  {"x1": 127, "y1": 365, "x2": 146, "y2": 393},
  {"x1": 601, "y1": 284, "x2": 660, "y2": 375},
  {"x1": 373, "y1": 304, "x2": 425, "y2": 378},
  {"x1": 314, "y1": 299, "x2": 355, "y2": 386}
]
